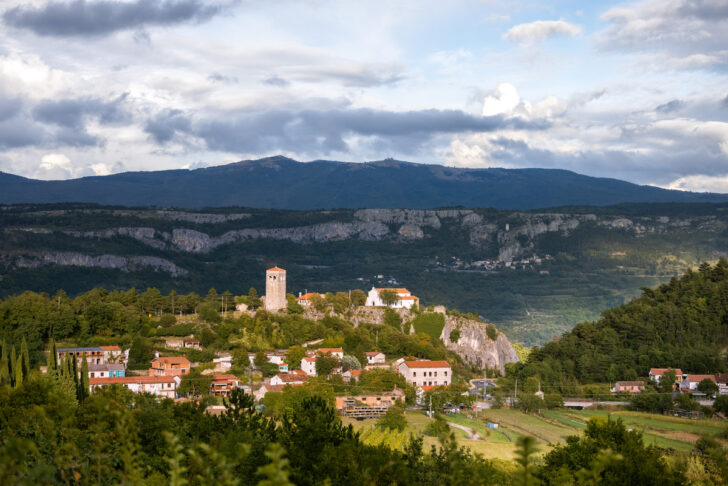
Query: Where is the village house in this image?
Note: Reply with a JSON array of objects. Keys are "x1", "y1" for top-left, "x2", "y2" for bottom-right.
[
  {"x1": 307, "y1": 347, "x2": 344, "y2": 359},
  {"x1": 610, "y1": 381, "x2": 645, "y2": 394},
  {"x1": 682, "y1": 374, "x2": 717, "y2": 391},
  {"x1": 716, "y1": 373, "x2": 728, "y2": 395},
  {"x1": 341, "y1": 369, "x2": 363, "y2": 382},
  {"x1": 648, "y1": 368, "x2": 683, "y2": 384},
  {"x1": 89, "y1": 375, "x2": 178, "y2": 399},
  {"x1": 300, "y1": 357, "x2": 318, "y2": 376},
  {"x1": 88, "y1": 363, "x2": 126, "y2": 379},
  {"x1": 335, "y1": 388, "x2": 406, "y2": 410},
  {"x1": 270, "y1": 370, "x2": 308, "y2": 386},
  {"x1": 365, "y1": 351, "x2": 386, "y2": 365},
  {"x1": 397, "y1": 360, "x2": 451, "y2": 387},
  {"x1": 297, "y1": 292, "x2": 324, "y2": 307},
  {"x1": 100, "y1": 346, "x2": 125, "y2": 364},
  {"x1": 209, "y1": 374, "x2": 242, "y2": 397},
  {"x1": 365, "y1": 288, "x2": 420, "y2": 309},
  {"x1": 57, "y1": 347, "x2": 107, "y2": 366},
  {"x1": 182, "y1": 339, "x2": 201, "y2": 350},
  {"x1": 149, "y1": 356, "x2": 191, "y2": 376},
  {"x1": 212, "y1": 354, "x2": 233, "y2": 372}
]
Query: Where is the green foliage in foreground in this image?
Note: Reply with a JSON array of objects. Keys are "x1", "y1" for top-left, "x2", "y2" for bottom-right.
[
  {"x1": 0, "y1": 373, "x2": 694, "y2": 485},
  {"x1": 509, "y1": 260, "x2": 728, "y2": 390}
]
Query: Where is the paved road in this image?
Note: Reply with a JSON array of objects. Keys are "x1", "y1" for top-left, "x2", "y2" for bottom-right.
[{"x1": 447, "y1": 422, "x2": 480, "y2": 440}]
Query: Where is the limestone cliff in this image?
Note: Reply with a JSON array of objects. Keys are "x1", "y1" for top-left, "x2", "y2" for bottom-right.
[{"x1": 439, "y1": 315, "x2": 519, "y2": 374}]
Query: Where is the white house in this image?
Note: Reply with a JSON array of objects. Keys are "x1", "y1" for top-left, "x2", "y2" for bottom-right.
[
  {"x1": 365, "y1": 288, "x2": 419, "y2": 309},
  {"x1": 88, "y1": 363, "x2": 126, "y2": 379},
  {"x1": 301, "y1": 357, "x2": 317, "y2": 376},
  {"x1": 365, "y1": 352, "x2": 386, "y2": 365},
  {"x1": 89, "y1": 375, "x2": 179, "y2": 399},
  {"x1": 683, "y1": 374, "x2": 717, "y2": 391},
  {"x1": 648, "y1": 368, "x2": 683, "y2": 385},
  {"x1": 397, "y1": 360, "x2": 451, "y2": 388},
  {"x1": 297, "y1": 292, "x2": 324, "y2": 307},
  {"x1": 270, "y1": 371, "x2": 308, "y2": 386}
]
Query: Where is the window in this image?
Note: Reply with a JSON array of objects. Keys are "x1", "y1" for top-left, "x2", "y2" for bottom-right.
[
  {"x1": 444, "y1": 371, "x2": 448, "y2": 376},
  {"x1": 435, "y1": 371, "x2": 438, "y2": 377},
  {"x1": 90, "y1": 372, "x2": 95, "y2": 378},
  {"x1": 413, "y1": 372, "x2": 416, "y2": 377}
]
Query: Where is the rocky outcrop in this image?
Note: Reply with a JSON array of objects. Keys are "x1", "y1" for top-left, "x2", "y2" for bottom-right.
[
  {"x1": 440, "y1": 315, "x2": 518, "y2": 374},
  {"x1": 12, "y1": 252, "x2": 188, "y2": 276},
  {"x1": 6, "y1": 208, "x2": 725, "y2": 261}
]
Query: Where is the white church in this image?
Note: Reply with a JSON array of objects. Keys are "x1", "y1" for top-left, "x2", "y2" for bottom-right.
[{"x1": 365, "y1": 287, "x2": 420, "y2": 309}]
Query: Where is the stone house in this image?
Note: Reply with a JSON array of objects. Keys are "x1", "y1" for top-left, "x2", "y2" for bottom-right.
[{"x1": 397, "y1": 360, "x2": 451, "y2": 387}]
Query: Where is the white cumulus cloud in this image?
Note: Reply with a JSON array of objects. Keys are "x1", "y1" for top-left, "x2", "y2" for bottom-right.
[{"x1": 503, "y1": 20, "x2": 582, "y2": 42}]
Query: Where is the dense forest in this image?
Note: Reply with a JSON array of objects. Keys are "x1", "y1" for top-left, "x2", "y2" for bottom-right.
[{"x1": 509, "y1": 260, "x2": 728, "y2": 391}]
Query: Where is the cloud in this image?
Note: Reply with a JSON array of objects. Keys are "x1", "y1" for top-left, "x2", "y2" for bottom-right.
[
  {"x1": 503, "y1": 19, "x2": 582, "y2": 42},
  {"x1": 143, "y1": 106, "x2": 548, "y2": 155},
  {"x1": 3, "y1": 0, "x2": 232, "y2": 37},
  {"x1": 209, "y1": 72, "x2": 238, "y2": 84},
  {"x1": 656, "y1": 99, "x2": 685, "y2": 113},
  {"x1": 32, "y1": 95, "x2": 129, "y2": 128},
  {"x1": 0, "y1": 119, "x2": 45, "y2": 149},
  {"x1": 481, "y1": 83, "x2": 567, "y2": 120},
  {"x1": 598, "y1": 0, "x2": 728, "y2": 71},
  {"x1": 666, "y1": 174, "x2": 728, "y2": 193},
  {"x1": 262, "y1": 76, "x2": 290, "y2": 87},
  {"x1": 0, "y1": 93, "x2": 22, "y2": 122},
  {"x1": 144, "y1": 109, "x2": 192, "y2": 144}
]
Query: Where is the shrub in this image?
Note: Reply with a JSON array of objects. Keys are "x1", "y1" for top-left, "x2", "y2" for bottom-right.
[
  {"x1": 424, "y1": 414, "x2": 451, "y2": 438},
  {"x1": 486, "y1": 324, "x2": 498, "y2": 341}
]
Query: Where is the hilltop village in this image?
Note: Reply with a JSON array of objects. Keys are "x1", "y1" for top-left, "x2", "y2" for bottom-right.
[{"x1": 37, "y1": 266, "x2": 469, "y2": 417}]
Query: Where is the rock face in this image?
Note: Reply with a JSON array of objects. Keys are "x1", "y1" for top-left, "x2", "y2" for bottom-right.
[
  {"x1": 6, "y1": 208, "x2": 724, "y2": 263},
  {"x1": 13, "y1": 252, "x2": 187, "y2": 276},
  {"x1": 440, "y1": 315, "x2": 519, "y2": 374}
]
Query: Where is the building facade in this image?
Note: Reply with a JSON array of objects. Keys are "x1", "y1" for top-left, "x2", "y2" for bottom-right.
[
  {"x1": 397, "y1": 360, "x2": 451, "y2": 387},
  {"x1": 89, "y1": 376, "x2": 178, "y2": 399},
  {"x1": 149, "y1": 356, "x2": 191, "y2": 376},
  {"x1": 88, "y1": 363, "x2": 126, "y2": 379},
  {"x1": 365, "y1": 288, "x2": 419, "y2": 309},
  {"x1": 265, "y1": 267, "x2": 287, "y2": 312}
]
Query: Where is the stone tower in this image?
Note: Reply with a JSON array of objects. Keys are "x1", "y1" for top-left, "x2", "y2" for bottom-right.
[{"x1": 265, "y1": 266, "x2": 286, "y2": 312}]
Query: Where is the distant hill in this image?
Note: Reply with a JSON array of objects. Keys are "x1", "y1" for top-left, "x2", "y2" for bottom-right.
[{"x1": 1, "y1": 156, "x2": 726, "y2": 209}]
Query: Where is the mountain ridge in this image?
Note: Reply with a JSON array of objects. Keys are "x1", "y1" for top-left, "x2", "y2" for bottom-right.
[{"x1": 1, "y1": 156, "x2": 726, "y2": 209}]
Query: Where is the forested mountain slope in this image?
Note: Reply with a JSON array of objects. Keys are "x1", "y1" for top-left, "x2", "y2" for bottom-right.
[
  {"x1": 2, "y1": 155, "x2": 727, "y2": 209},
  {"x1": 517, "y1": 260, "x2": 728, "y2": 386}
]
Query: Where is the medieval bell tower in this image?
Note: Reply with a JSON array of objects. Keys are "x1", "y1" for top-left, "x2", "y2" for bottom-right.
[{"x1": 265, "y1": 266, "x2": 286, "y2": 312}]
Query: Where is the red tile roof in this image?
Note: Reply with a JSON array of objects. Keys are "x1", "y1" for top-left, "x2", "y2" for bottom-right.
[
  {"x1": 90, "y1": 376, "x2": 176, "y2": 385},
  {"x1": 99, "y1": 346, "x2": 121, "y2": 351},
  {"x1": 275, "y1": 373, "x2": 308, "y2": 383},
  {"x1": 420, "y1": 385, "x2": 450, "y2": 392},
  {"x1": 687, "y1": 374, "x2": 716, "y2": 383},
  {"x1": 650, "y1": 368, "x2": 682, "y2": 375},
  {"x1": 152, "y1": 356, "x2": 190, "y2": 365},
  {"x1": 365, "y1": 352, "x2": 383, "y2": 356},
  {"x1": 298, "y1": 292, "x2": 323, "y2": 300},
  {"x1": 267, "y1": 266, "x2": 286, "y2": 272},
  {"x1": 403, "y1": 360, "x2": 450, "y2": 369},
  {"x1": 350, "y1": 369, "x2": 363, "y2": 377},
  {"x1": 212, "y1": 374, "x2": 239, "y2": 381},
  {"x1": 316, "y1": 348, "x2": 343, "y2": 354},
  {"x1": 375, "y1": 288, "x2": 410, "y2": 293}
]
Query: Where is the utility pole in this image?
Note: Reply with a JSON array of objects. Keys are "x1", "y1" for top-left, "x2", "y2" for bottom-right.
[
  {"x1": 429, "y1": 394, "x2": 433, "y2": 418},
  {"x1": 514, "y1": 377, "x2": 518, "y2": 408}
]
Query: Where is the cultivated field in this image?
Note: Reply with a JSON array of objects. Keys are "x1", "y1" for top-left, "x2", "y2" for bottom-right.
[{"x1": 344, "y1": 407, "x2": 728, "y2": 460}]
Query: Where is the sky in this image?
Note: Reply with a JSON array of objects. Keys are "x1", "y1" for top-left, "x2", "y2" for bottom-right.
[{"x1": 0, "y1": 0, "x2": 727, "y2": 192}]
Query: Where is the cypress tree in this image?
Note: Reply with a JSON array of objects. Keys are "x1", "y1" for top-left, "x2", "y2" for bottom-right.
[
  {"x1": 50, "y1": 339, "x2": 58, "y2": 371},
  {"x1": 80, "y1": 354, "x2": 90, "y2": 401},
  {"x1": 0, "y1": 357, "x2": 8, "y2": 385},
  {"x1": 9, "y1": 346, "x2": 16, "y2": 384},
  {"x1": 14, "y1": 356, "x2": 23, "y2": 388},
  {"x1": 47, "y1": 339, "x2": 56, "y2": 371},
  {"x1": 72, "y1": 353, "x2": 79, "y2": 392},
  {"x1": 21, "y1": 337, "x2": 30, "y2": 377},
  {"x1": 1, "y1": 339, "x2": 6, "y2": 361}
]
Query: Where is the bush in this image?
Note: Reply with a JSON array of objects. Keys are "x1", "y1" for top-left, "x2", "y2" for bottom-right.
[
  {"x1": 198, "y1": 303, "x2": 222, "y2": 324},
  {"x1": 158, "y1": 322, "x2": 195, "y2": 337},
  {"x1": 486, "y1": 324, "x2": 498, "y2": 341},
  {"x1": 713, "y1": 395, "x2": 728, "y2": 414},
  {"x1": 383, "y1": 308, "x2": 402, "y2": 330},
  {"x1": 341, "y1": 355, "x2": 361, "y2": 372},
  {"x1": 449, "y1": 328, "x2": 460, "y2": 343},
  {"x1": 424, "y1": 414, "x2": 451, "y2": 438},
  {"x1": 377, "y1": 403, "x2": 407, "y2": 431},
  {"x1": 159, "y1": 314, "x2": 177, "y2": 327}
]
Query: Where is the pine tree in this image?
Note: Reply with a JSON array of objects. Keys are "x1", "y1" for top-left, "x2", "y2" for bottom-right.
[
  {"x1": 21, "y1": 337, "x2": 30, "y2": 377},
  {"x1": 14, "y1": 356, "x2": 23, "y2": 388}
]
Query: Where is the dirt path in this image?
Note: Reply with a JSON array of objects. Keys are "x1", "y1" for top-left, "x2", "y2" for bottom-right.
[{"x1": 447, "y1": 422, "x2": 481, "y2": 440}]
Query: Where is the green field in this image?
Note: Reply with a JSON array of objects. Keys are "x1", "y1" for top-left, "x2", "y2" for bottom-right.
[{"x1": 345, "y1": 408, "x2": 728, "y2": 460}]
